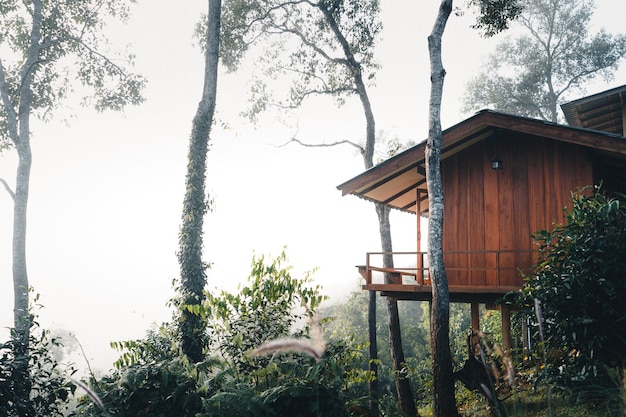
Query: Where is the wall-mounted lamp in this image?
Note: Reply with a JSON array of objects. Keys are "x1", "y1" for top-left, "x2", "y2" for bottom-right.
[{"x1": 491, "y1": 157, "x2": 503, "y2": 170}]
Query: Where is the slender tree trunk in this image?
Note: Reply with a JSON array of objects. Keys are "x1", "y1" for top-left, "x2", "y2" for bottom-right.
[
  {"x1": 12, "y1": 139, "x2": 34, "y2": 417},
  {"x1": 545, "y1": 69, "x2": 558, "y2": 123},
  {"x1": 376, "y1": 203, "x2": 417, "y2": 417},
  {"x1": 426, "y1": 1, "x2": 459, "y2": 416},
  {"x1": 12, "y1": 145, "x2": 30, "y2": 336},
  {"x1": 352, "y1": 33, "x2": 417, "y2": 417},
  {"x1": 317, "y1": 5, "x2": 417, "y2": 413},
  {"x1": 368, "y1": 290, "x2": 379, "y2": 416},
  {"x1": 178, "y1": 0, "x2": 221, "y2": 363},
  {"x1": 0, "y1": 69, "x2": 34, "y2": 416},
  {"x1": 1, "y1": 3, "x2": 44, "y2": 415}
]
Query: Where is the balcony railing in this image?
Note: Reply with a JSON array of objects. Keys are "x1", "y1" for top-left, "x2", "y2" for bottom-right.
[{"x1": 359, "y1": 250, "x2": 537, "y2": 289}]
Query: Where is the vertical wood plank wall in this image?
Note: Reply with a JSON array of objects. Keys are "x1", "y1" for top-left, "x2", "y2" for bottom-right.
[{"x1": 441, "y1": 133, "x2": 594, "y2": 288}]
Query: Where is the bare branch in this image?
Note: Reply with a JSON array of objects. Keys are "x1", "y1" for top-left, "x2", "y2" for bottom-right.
[
  {"x1": 278, "y1": 137, "x2": 364, "y2": 153},
  {"x1": 0, "y1": 178, "x2": 16, "y2": 200}
]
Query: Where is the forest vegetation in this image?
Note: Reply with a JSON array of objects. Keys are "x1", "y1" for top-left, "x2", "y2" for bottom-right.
[
  {"x1": 3, "y1": 189, "x2": 625, "y2": 416},
  {"x1": 1, "y1": 0, "x2": 625, "y2": 416}
]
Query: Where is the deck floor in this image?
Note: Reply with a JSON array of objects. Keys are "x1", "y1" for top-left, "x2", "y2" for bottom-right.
[{"x1": 362, "y1": 283, "x2": 521, "y2": 302}]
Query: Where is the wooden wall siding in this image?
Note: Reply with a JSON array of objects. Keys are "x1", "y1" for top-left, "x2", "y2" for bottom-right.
[{"x1": 441, "y1": 134, "x2": 594, "y2": 288}]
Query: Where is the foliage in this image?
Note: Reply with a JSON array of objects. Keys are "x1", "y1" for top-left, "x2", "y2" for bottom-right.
[
  {"x1": 110, "y1": 322, "x2": 180, "y2": 369},
  {"x1": 203, "y1": 250, "x2": 326, "y2": 377},
  {"x1": 1, "y1": 3, "x2": 145, "y2": 413},
  {"x1": 0, "y1": 305, "x2": 77, "y2": 417},
  {"x1": 455, "y1": 384, "x2": 621, "y2": 417},
  {"x1": 75, "y1": 357, "x2": 220, "y2": 417},
  {"x1": 203, "y1": 342, "x2": 362, "y2": 417},
  {"x1": 176, "y1": 203, "x2": 211, "y2": 365},
  {"x1": 82, "y1": 336, "x2": 367, "y2": 417},
  {"x1": 78, "y1": 252, "x2": 376, "y2": 417},
  {"x1": 212, "y1": 0, "x2": 382, "y2": 122},
  {"x1": 0, "y1": 0, "x2": 145, "y2": 148},
  {"x1": 324, "y1": 291, "x2": 425, "y2": 402},
  {"x1": 77, "y1": 300, "x2": 224, "y2": 416},
  {"x1": 463, "y1": 0, "x2": 626, "y2": 122},
  {"x1": 468, "y1": 0, "x2": 523, "y2": 37},
  {"x1": 324, "y1": 290, "x2": 487, "y2": 408},
  {"x1": 323, "y1": 285, "x2": 626, "y2": 416},
  {"x1": 519, "y1": 187, "x2": 626, "y2": 405}
]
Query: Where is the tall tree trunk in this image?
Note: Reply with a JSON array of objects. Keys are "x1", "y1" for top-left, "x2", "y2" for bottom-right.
[
  {"x1": 12, "y1": 140, "x2": 33, "y2": 417},
  {"x1": 1, "y1": 2, "x2": 45, "y2": 415},
  {"x1": 376, "y1": 203, "x2": 417, "y2": 417},
  {"x1": 317, "y1": 5, "x2": 417, "y2": 413},
  {"x1": 426, "y1": 1, "x2": 459, "y2": 416},
  {"x1": 178, "y1": 0, "x2": 221, "y2": 363},
  {"x1": 12, "y1": 146, "x2": 31, "y2": 342},
  {"x1": 545, "y1": 69, "x2": 558, "y2": 123}
]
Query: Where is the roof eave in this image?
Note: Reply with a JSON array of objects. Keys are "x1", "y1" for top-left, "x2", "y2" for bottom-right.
[{"x1": 337, "y1": 109, "x2": 626, "y2": 205}]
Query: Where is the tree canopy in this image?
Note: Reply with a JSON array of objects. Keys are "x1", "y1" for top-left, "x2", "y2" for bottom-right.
[
  {"x1": 217, "y1": 0, "x2": 381, "y2": 129},
  {"x1": 0, "y1": 0, "x2": 145, "y2": 148},
  {"x1": 469, "y1": 0, "x2": 522, "y2": 37},
  {"x1": 463, "y1": 0, "x2": 626, "y2": 122}
]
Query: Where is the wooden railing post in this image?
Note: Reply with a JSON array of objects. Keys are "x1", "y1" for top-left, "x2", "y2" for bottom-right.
[{"x1": 417, "y1": 252, "x2": 423, "y2": 285}]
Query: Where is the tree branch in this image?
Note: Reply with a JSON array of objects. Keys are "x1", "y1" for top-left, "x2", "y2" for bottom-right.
[
  {"x1": 0, "y1": 178, "x2": 15, "y2": 200},
  {"x1": 69, "y1": 36, "x2": 127, "y2": 77},
  {"x1": 278, "y1": 26, "x2": 350, "y2": 67},
  {"x1": 281, "y1": 86, "x2": 356, "y2": 109},
  {"x1": 278, "y1": 136, "x2": 364, "y2": 153},
  {"x1": 231, "y1": 0, "x2": 314, "y2": 44}
]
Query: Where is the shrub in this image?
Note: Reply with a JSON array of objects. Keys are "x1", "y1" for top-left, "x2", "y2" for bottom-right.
[
  {"x1": 0, "y1": 308, "x2": 77, "y2": 417},
  {"x1": 519, "y1": 187, "x2": 626, "y2": 407}
]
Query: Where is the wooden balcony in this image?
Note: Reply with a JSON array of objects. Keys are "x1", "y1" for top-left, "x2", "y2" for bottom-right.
[{"x1": 358, "y1": 251, "x2": 535, "y2": 303}]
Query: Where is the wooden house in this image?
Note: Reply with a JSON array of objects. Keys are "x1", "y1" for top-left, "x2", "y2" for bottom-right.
[{"x1": 337, "y1": 85, "x2": 626, "y2": 347}]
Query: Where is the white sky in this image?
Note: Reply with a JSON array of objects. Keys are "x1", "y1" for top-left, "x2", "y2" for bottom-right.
[{"x1": 1, "y1": 0, "x2": 624, "y2": 372}]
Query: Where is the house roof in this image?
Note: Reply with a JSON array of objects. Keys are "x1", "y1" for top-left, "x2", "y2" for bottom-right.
[
  {"x1": 561, "y1": 84, "x2": 626, "y2": 135},
  {"x1": 337, "y1": 109, "x2": 626, "y2": 215}
]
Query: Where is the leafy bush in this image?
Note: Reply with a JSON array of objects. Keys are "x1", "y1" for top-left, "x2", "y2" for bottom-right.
[
  {"x1": 76, "y1": 358, "x2": 209, "y2": 417},
  {"x1": 204, "y1": 343, "x2": 359, "y2": 417},
  {"x1": 0, "y1": 306, "x2": 77, "y2": 417},
  {"x1": 519, "y1": 187, "x2": 626, "y2": 407},
  {"x1": 77, "y1": 251, "x2": 368, "y2": 416},
  {"x1": 203, "y1": 250, "x2": 326, "y2": 378},
  {"x1": 109, "y1": 322, "x2": 180, "y2": 369}
]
